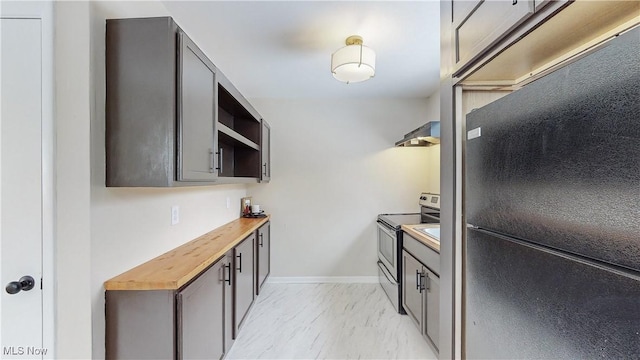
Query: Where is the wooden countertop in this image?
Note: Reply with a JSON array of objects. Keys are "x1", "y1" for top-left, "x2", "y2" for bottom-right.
[
  {"x1": 402, "y1": 224, "x2": 440, "y2": 253},
  {"x1": 104, "y1": 216, "x2": 270, "y2": 291}
]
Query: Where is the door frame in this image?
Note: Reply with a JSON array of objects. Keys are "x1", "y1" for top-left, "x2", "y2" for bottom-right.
[{"x1": 1, "y1": 1, "x2": 56, "y2": 358}]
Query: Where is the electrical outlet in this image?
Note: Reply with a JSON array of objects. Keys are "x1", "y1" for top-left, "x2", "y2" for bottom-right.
[
  {"x1": 226, "y1": 197, "x2": 231, "y2": 209},
  {"x1": 171, "y1": 206, "x2": 180, "y2": 225}
]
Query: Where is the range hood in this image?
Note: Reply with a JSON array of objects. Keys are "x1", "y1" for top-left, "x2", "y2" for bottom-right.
[{"x1": 395, "y1": 121, "x2": 440, "y2": 147}]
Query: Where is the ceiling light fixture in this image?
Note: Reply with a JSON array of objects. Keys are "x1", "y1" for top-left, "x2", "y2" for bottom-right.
[{"x1": 331, "y1": 35, "x2": 376, "y2": 84}]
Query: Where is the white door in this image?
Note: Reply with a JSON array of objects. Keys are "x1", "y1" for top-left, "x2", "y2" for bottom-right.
[{"x1": 0, "y1": 17, "x2": 45, "y2": 358}]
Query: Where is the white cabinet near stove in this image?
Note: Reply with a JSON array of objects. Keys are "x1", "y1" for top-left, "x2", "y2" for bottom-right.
[{"x1": 402, "y1": 233, "x2": 440, "y2": 354}]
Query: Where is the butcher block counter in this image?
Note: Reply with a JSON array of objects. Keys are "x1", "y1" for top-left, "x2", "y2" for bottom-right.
[{"x1": 104, "y1": 216, "x2": 270, "y2": 291}]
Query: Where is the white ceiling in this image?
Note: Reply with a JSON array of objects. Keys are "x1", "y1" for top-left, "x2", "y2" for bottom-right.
[{"x1": 162, "y1": 1, "x2": 441, "y2": 99}]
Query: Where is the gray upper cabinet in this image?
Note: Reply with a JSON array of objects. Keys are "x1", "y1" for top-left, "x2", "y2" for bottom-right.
[
  {"x1": 177, "y1": 260, "x2": 224, "y2": 360},
  {"x1": 106, "y1": 17, "x2": 181, "y2": 187},
  {"x1": 106, "y1": 17, "x2": 217, "y2": 186},
  {"x1": 106, "y1": 17, "x2": 269, "y2": 187},
  {"x1": 453, "y1": 0, "x2": 534, "y2": 73},
  {"x1": 177, "y1": 32, "x2": 218, "y2": 182},
  {"x1": 260, "y1": 120, "x2": 271, "y2": 182}
]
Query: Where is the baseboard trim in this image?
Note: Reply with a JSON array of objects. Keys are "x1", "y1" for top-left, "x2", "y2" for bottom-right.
[{"x1": 267, "y1": 276, "x2": 378, "y2": 284}]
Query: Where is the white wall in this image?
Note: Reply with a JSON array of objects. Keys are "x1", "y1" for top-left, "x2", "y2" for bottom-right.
[
  {"x1": 55, "y1": 2, "x2": 92, "y2": 358},
  {"x1": 86, "y1": 2, "x2": 249, "y2": 358},
  {"x1": 247, "y1": 97, "x2": 440, "y2": 279}
]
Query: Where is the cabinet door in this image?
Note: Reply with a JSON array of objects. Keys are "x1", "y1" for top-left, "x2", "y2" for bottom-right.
[
  {"x1": 424, "y1": 269, "x2": 440, "y2": 352},
  {"x1": 234, "y1": 234, "x2": 255, "y2": 336},
  {"x1": 223, "y1": 251, "x2": 234, "y2": 351},
  {"x1": 177, "y1": 260, "x2": 224, "y2": 360},
  {"x1": 402, "y1": 250, "x2": 424, "y2": 330},
  {"x1": 257, "y1": 222, "x2": 271, "y2": 294},
  {"x1": 455, "y1": 0, "x2": 533, "y2": 69},
  {"x1": 177, "y1": 31, "x2": 218, "y2": 181},
  {"x1": 260, "y1": 120, "x2": 271, "y2": 182}
]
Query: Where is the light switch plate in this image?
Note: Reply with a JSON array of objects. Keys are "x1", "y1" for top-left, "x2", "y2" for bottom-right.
[{"x1": 171, "y1": 205, "x2": 179, "y2": 225}]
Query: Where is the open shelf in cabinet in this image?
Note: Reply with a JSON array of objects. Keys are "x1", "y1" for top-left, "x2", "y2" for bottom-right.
[
  {"x1": 218, "y1": 85, "x2": 260, "y2": 144},
  {"x1": 217, "y1": 131, "x2": 260, "y2": 178},
  {"x1": 216, "y1": 80, "x2": 262, "y2": 179}
]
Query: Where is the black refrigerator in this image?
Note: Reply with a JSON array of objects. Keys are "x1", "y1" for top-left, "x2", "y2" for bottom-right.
[{"x1": 464, "y1": 27, "x2": 640, "y2": 359}]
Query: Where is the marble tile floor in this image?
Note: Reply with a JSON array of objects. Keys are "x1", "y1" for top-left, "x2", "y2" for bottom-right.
[{"x1": 226, "y1": 283, "x2": 438, "y2": 360}]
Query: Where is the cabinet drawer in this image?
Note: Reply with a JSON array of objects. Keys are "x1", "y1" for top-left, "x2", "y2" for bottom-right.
[
  {"x1": 455, "y1": 0, "x2": 534, "y2": 69},
  {"x1": 404, "y1": 233, "x2": 440, "y2": 276}
]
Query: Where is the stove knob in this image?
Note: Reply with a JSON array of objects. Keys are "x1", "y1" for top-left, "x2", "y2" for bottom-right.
[{"x1": 420, "y1": 196, "x2": 427, "y2": 200}]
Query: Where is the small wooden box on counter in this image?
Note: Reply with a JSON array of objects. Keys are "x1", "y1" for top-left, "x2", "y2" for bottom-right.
[{"x1": 104, "y1": 216, "x2": 270, "y2": 360}]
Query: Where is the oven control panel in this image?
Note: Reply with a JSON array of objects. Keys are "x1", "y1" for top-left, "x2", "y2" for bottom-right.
[{"x1": 419, "y1": 193, "x2": 440, "y2": 209}]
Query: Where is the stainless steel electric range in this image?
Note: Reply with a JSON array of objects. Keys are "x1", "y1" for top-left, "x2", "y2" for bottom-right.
[{"x1": 377, "y1": 193, "x2": 440, "y2": 313}]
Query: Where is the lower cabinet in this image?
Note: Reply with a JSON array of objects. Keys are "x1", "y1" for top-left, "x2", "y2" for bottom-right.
[
  {"x1": 223, "y1": 251, "x2": 234, "y2": 352},
  {"x1": 402, "y1": 250, "x2": 424, "y2": 330},
  {"x1": 178, "y1": 260, "x2": 224, "y2": 360},
  {"x1": 106, "y1": 223, "x2": 271, "y2": 359},
  {"x1": 106, "y1": 258, "x2": 226, "y2": 359},
  {"x1": 234, "y1": 233, "x2": 255, "y2": 337},
  {"x1": 402, "y1": 247, "x2": 440, "y2": 353},
  {"x1": 424, "y1": 266, "x2": 440, "y2": 348},
  {"x1": 256, "y1": 221, "x2": 270, "y2": 294}
]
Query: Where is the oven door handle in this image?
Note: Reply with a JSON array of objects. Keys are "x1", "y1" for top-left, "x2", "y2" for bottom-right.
[{"x1": 376, "y1": 221, "x2": 397, "y2": 238}]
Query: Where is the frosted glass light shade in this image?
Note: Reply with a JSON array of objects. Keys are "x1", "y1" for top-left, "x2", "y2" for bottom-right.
[{"x1": 331, "y1": 44, "x2": 376, "y2": 83}]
